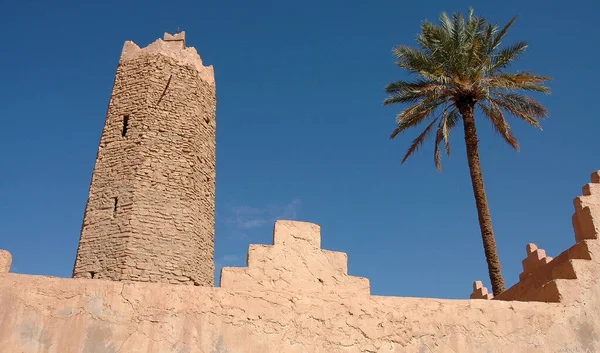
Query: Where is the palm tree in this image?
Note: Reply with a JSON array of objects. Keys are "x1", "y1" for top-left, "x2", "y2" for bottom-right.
[{"x1": 383, "y1": 8, "x2": 550, "y2": 295}]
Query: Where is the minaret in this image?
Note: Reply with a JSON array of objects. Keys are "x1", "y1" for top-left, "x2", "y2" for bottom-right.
[{"x1": 72, "y1": 32, "x2": 216, "y2": 286}]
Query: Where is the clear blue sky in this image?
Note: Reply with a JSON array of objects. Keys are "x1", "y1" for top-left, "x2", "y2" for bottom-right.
[{"x1": 0, "y1": 0, "x2": 597, "y2": 299}]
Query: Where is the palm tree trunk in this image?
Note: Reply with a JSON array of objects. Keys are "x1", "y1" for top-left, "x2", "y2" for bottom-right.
[{"x1": 459, "y1": 103, "x2": 505, "y2": 295}]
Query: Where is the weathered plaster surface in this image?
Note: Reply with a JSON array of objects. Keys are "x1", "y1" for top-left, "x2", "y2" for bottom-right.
[{"x1": 0, "y1": 248, "x2": 598, "y2": 352}]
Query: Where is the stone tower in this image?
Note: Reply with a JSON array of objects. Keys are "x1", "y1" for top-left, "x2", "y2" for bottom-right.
[{"x1": 72, "y1": 32, "x2": 216, "y2": 286}]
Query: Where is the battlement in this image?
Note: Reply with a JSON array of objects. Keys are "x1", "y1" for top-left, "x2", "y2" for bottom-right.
[
  {"x1": 471, "y1": 170, "x2": 600, "y2": 303},
  {"x1": 220, "y1": 220, "x2": 370, "y2": 295},
  {"x1": 121, "y1": 31, "x2": 214, "y2": 85},
  {"x1": 163, "y1": 31, "x2": 186, "y2": 47}
]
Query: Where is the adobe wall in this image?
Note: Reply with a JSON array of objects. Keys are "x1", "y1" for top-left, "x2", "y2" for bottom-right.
[
  {"x1": 1, "y1": 171, "x2": 600, "y2": 352},
  {"x1": 0, "y1": 270, "x2": 593, "y2": 353},
  {"x1": 72, "y1": 32, "x2": 216, "y2": 286}
]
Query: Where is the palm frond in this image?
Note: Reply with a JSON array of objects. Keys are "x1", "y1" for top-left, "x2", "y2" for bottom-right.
[
  {"x1": 467, "y1": 36, "x2": 485, "y2": 71},
  {"x1": 438, "y1": 12, "x2": 464, "y2": 70},
  {"x1": 487, "y1": 72, "x2": 551, "y2": 93},
  {"x1": 467, "y1": 7, "x2": 475, "y2": 23},
  {"x1": 392, "y1": 46, "x2": 434, "y2": 71},
  {"x1": 478, "y1": 22, "x2": 496, "y2": 62},
  {"x1": 452, "y1": 11, "x2": 466, "y2": 50},
  {"x1": 434, "y1": 109, "x2": 460, "y2": 170},
  {"x1": 490, "y1": 41, "x2": 528, "y2": 71},
  {"x1": 418, "y1": 21, "x2": 444, "y2": 54},
  {"x1": 401, "y1": 117, "x2": 439, "y2": 164},
  {"x1": 491, "y1": 93, "x2": 547, "y2": 130},
  {"x1": 439, "y1": 12, "x2": 454, "y2": 37},
  {"x1": 478, "y1": 101, "x2": 519, "y2": 150},
  {"x1": 392, "y1": 46, "x2": 446, "y2": 82},
  {"x1": 489, "y1": 16, "x2": 517, "y2": 53},
  {"x1": 384, "y1": 80, "x2": 451, "y2": 105},
  {"x1": 389, "y1": 97, "x2": 447, "y2": 139},
  {"x1": 444, "y1": 110, "x2": 459, "y2": 155}
]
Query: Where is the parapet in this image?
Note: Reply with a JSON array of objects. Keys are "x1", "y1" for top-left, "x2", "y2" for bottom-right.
[
  {"x1": 120, "y1": 31, "x2": 214, "y2": 85},
  {"x1": 473, "y1": 170, "x2": 600, "y2": 303},
  {"x1": 220, "y1": 220, "x2": 370, "y2": 295}
]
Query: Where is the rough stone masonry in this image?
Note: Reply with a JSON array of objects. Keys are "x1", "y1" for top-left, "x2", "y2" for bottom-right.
[{"x1": 72, "y1": 32, "x2": 216, "y2": 286}]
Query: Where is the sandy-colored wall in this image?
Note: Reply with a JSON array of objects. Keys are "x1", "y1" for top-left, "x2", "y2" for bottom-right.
[
  {"x1": 72, "y1": 32, "x2": 216, "y2": 286},
  {"x1": 0, "y1": 270, "x2": 596, "y2": 353},
  {"x1": 2, "y1": 170, "x2": 600, "y2": 353}
]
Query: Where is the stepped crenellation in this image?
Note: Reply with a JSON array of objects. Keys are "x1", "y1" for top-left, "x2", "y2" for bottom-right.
[
  {"x1": 220, "y1": 220, "x2": 370, "y2": 295},
  {"x1": 472, "y1": 171, "x2": 600, "y2": 303}
]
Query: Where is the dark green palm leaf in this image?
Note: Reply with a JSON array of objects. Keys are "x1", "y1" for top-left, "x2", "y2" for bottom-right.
[
  {"x1": 489, "y1": 16, "x2": 517, "y2": 53},
  {"x1": 490, "y1": 41, "x2": 528, "y2": 71}
]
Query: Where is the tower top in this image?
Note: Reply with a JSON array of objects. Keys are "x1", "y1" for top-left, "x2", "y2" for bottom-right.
[
  {"x1": 164, "y1": 31, "x2": 186, "y2": 48},
  {"x1": 120, "y1": 31, "x2": 214, "y2": 85}
]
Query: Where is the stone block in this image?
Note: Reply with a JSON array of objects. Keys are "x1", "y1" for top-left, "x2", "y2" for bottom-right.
[
  {"x1": 164, "y1": 32, "x2": 186, "y2": 52},
  {"x1": 164, "y1": 31, "x2": 185, "y2": 42},
  {"x1": 272, "y1": 220, "x2": 321, "y2": 250}
]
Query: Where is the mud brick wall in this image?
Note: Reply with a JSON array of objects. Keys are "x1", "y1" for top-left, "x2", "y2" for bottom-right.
[{"x1": 3, "y1": 214, "x2": 600, "y2": 352}]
